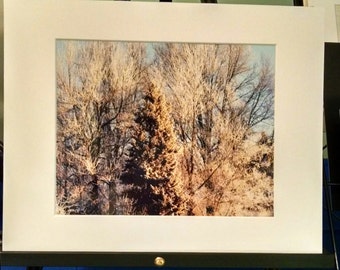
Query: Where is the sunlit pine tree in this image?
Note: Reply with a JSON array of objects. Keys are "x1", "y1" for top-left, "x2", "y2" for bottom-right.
[{"x1": 123, "y1": 82, "x2": 186, "y2": 215}]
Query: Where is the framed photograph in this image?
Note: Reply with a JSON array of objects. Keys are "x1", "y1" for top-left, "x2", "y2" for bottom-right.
[
  {"x1": 306, "y1": 0, "x2": 340, "y2": 41},
  {"x1": 3, "y1": 0, "x2": 324, "y2": 253}
]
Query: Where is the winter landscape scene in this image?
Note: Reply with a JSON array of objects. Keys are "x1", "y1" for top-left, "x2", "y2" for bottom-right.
[{"x1": 56, "y1": 40, "x2": 275, "y2": 216}]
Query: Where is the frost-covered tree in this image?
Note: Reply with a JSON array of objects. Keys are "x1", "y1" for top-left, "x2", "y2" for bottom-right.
[
  {"x1": 56, "y1": 41, "x2": 146, "y2": 214},
  {"x1": 150, "y1": 43, "x2": 274, "y2": 216}
]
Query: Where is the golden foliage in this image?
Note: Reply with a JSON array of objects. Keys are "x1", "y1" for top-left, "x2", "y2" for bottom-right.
[{"x1": 56, "y1": 41, "x2": 274, "y2": 216}]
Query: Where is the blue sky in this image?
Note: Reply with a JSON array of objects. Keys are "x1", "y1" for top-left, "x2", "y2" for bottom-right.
[{"x1": 251, "y1": 44, "x2": 275, "y2": 65}]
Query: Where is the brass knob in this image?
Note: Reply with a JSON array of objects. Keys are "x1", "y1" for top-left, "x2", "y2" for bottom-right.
[{"x1": 154, "y1": 256, "x2": 165, "y2": 267}]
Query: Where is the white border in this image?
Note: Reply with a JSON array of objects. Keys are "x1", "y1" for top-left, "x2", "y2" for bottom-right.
[
  {"x1": 307, "y1": 0, "x2": 340, "y2": 41},
  {"x1": 3, "y1": 0, "x2": 324, "y2": 253}
]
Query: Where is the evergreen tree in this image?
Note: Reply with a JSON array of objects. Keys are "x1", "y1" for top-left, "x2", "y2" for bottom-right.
[{"x1": 122, "y1": 82, "x2": 186, "y2": 215}]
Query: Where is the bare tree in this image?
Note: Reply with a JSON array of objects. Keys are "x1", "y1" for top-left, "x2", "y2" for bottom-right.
[
  {"x1": 150, "y1": 43, "x2": 274, "y2": 216},
  {"x1": 56, "y1": 40, "x2": 147, "y2": 214}
]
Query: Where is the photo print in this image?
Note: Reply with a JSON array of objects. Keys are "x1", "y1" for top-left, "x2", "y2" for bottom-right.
[{"x1": 56, "y1": 40, "x2": 275, "y2": 216}]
